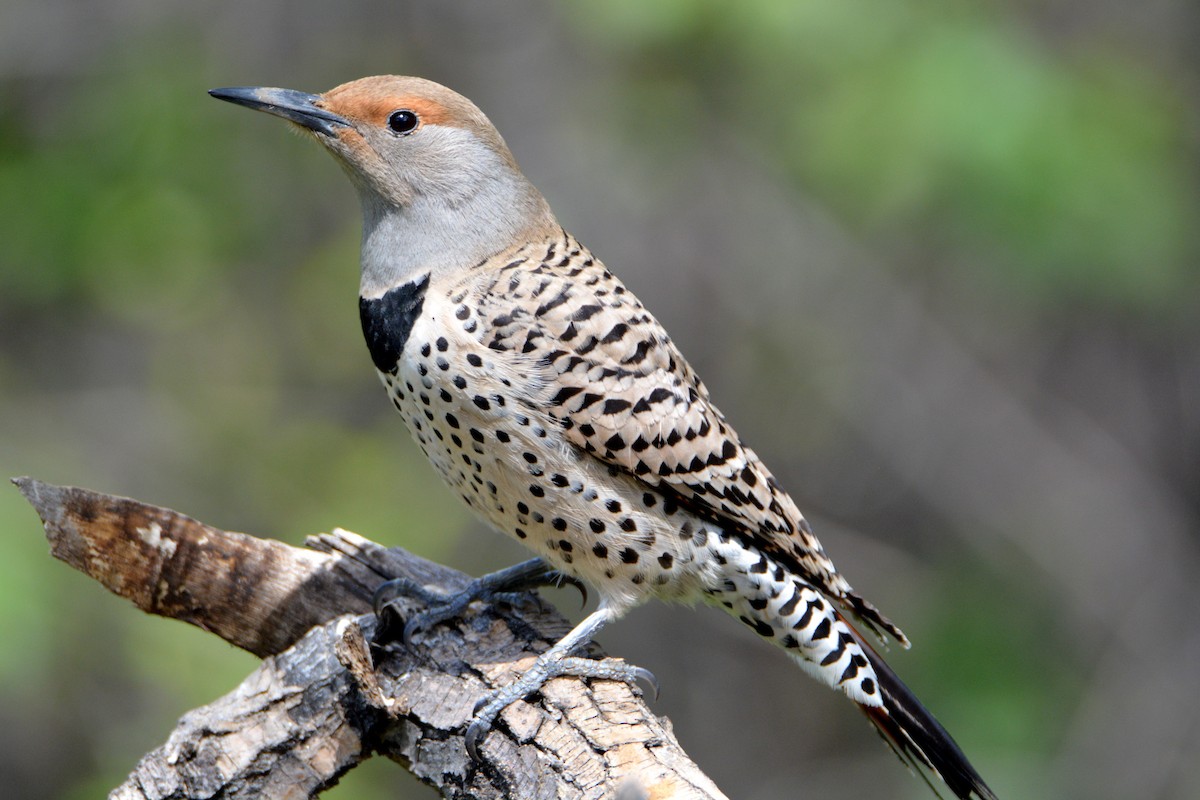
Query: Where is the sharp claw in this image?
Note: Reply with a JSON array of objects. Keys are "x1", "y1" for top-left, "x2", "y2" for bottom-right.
[
  {"x1": 371, "y1": 579, "x2": 398, "y2": 615},
  {"x1": 472, "y1": 694, "x2": 491, "y2": 717},
  {"x1": 465, "y1": 721, "x2": 485, "y2": 762},
  {"x1": 539, "y1": 570, "x2": 588, "y2": 608},
  {"x1": 564, "y1": 575, "x2": 589, "y2": 608},
  {"x1": 632, "y1": 666, "x2": 660, "y2": 700},
  {"x1": 372, "y1": 576, "x2": 428, "y2": 615},
  {"x1": 402, "y1": 616, "x2": 423, "y2": 647}
]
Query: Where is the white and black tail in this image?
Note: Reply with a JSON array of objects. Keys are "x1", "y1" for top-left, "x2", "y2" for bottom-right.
[
  {"x1": 706, "y1": 538, "x2": 997, "y2": 799},
  {"x1": 847, "y1": 621, "x2": 998, "y2": 800}
]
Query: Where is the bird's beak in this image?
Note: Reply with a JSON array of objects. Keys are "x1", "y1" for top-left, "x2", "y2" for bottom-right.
[{"x1": 208, "y1": 86, "x2": 350, "y2": 136}]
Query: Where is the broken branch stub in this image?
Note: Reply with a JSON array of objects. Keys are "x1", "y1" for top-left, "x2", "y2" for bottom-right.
[{"x1": 14, "y1": 478, "x2": 728, "y2": 799}]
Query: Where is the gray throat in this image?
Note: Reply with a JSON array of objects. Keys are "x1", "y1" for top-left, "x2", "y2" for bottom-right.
[{"x1": 357, "y1": 180, "x2": 556, "y2": 299}]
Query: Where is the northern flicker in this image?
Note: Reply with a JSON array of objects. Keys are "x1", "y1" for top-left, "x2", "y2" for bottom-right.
[{"x1": 211, "y1": 77, "x2": 997, "y2": 799}]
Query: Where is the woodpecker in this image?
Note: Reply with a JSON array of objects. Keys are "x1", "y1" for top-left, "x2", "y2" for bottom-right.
[{"x1": 211, "y1": 76, "x2": 997, "y2": 799}]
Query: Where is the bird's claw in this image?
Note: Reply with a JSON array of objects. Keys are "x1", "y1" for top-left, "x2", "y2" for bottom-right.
[
  {"x1": 463, "y1": 655, "x2": 659, "y2": 760},
  {"x1": 371, "y1": 577, "x2": 435, "y2": 642},
  {"x1": 481, "y1": 564, "x2": 588, "y2": 609},
  {"x1": 555, "y1": 572, "x2": 589, "y2": 609},
  {"x1": 464, "y1": 717, "x2": 489, "y2": 763},
  {"x1": 630, "y1": 665, "x2": 660, "y2": 700},
  {"x1": 372, "y1": 559, "x2": 586, "y2": 646}
]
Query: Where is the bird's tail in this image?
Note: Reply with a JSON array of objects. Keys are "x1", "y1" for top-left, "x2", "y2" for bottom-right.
[
  {"x1": 706, "y1": 539, "x2": 996, "y2": 798},
  {"x1": 849, "y1": 622, "x2": 998, "y2": 800}
]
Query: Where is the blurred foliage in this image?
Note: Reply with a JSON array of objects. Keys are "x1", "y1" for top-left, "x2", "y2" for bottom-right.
[
  {"x1": 567, "y1": 0, "x2": 1198, "y2": 312},
  {"x1": 0, "y1": 38, "x2": 464, "y2": 800},
  {"x1": 912, "y1": 564, "x2": 1080, "y2": 749},
  {"x1": 1, "y1": 1, "x2": 1197, "y2": 799},
  {"x1": 2, "y1": 61, "x2": 233, "y2": 310}
]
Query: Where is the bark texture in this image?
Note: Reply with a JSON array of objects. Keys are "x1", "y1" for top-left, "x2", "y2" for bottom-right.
[{"x1": 14, "y1": 477, "x2": 727, "y2": 800}]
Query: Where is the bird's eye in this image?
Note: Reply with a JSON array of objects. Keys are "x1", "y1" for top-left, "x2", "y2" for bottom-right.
[{"x1": 387, "y1": 109, "x2": 419, "y2": 135}]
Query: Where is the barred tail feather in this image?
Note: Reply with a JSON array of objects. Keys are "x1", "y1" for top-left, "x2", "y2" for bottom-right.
[
  {"x1": 704, "y1": 539, "x2": 995, "y2": 798},
  {"x1": 853, "y1": 628, "x2": 998, "y2": 800}
]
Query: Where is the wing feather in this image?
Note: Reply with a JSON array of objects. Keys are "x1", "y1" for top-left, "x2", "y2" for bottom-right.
[{"x1": 467, "y1": 232, "x2": 906, "y2": 645}]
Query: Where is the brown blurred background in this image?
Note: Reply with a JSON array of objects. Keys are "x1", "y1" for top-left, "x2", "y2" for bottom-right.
[{"x1": 2, "y1": 2, "x2": 1198, "y2": 798}]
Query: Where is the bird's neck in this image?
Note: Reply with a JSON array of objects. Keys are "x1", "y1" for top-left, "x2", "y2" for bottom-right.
[{"x1": 357, "y1": 179, "x2": 556, "y2": 298}]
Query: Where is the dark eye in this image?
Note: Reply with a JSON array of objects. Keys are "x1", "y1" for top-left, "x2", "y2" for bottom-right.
[{"x1": 387, "y1": 109, "x2": 419, "y2": 135}]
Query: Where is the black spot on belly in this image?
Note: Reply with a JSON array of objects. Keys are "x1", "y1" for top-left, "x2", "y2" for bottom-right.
[{"x1": 359, "y1": 274, "x2": 430, "y2": 373}]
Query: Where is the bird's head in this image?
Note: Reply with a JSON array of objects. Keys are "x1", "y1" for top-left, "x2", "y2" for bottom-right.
[
  {"x1": 211, "y1": 76, "x2": 532, "y2": 208},
  {"x1": 210, "y1": 76, "x2": 556, "y2": 288}
]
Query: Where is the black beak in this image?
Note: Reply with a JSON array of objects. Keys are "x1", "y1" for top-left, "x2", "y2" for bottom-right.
[{"x1": 208, "y1": 86, "x2": 350, "y2": 136}]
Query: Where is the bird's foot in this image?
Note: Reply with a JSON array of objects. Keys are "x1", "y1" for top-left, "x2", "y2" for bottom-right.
[
  {"x1": 465, "y1": 653, "x2": 659, "y2": 760},
  {"x1": 372, "y1": 558, "x2": 587, "y2": 646}
]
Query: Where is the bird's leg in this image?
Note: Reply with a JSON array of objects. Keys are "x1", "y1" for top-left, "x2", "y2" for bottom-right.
[
  {"x1": 465, "y1": 603, "x2": 659, "y2": 760},
  {"x1": 375, "y1": 564, "x2": 654, "y2": 758},
  {"x1": 372, "y1": 557, "x2": 586, "y2": 645}
]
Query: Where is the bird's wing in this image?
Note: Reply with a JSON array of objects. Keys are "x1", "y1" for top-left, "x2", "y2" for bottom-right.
[{"x1": 468, "y1": 233, "x2": 906, "y2": 645}]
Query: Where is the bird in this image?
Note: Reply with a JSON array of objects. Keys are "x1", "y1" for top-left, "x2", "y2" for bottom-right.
[{"x1": 210, "y1": 76, "x2": 997, "y2": 799}]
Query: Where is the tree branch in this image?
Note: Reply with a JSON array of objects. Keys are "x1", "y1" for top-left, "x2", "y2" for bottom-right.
[{"x1": 14, "y1": 477, "x2": 727, "y2": 800}]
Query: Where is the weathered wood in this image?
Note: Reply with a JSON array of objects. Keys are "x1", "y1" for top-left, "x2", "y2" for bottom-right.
[
  {"x1": 110, "y1": 619, "x2": 374, "y2": 800},
  {"x1": 14, "y1": 477, "x2": 728, "y2": 800}
]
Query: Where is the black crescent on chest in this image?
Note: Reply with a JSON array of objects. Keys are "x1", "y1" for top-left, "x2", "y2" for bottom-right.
[{"x1": 358, "y1": 273, "x2": 430, "y2": 373}]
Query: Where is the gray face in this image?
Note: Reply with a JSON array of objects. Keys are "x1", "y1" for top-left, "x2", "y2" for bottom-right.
[
  {"x1": 211, "y1": 75, "x2": 558, "y2": 292},
  {"x1": 213, "y1": 76, "x2": 528, "y2": 206},
  {"x1": 346, "y1": 120, "x2": 521, "y2": 207}
]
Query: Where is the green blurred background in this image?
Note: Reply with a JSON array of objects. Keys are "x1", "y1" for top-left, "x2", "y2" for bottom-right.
[{"x1": 2, "y1": 1, "x2": 1197, "y2": 798}]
